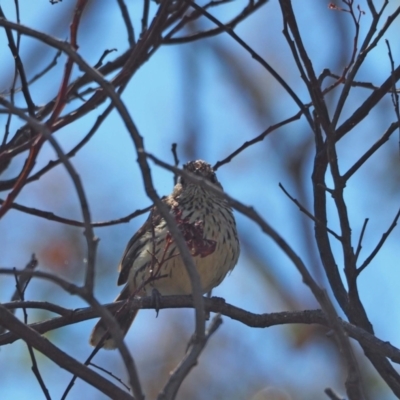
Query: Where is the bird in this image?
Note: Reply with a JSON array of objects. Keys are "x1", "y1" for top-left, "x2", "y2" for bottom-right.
[{"x1": 89, "y1": 160, "x2": 240, "y2": 349}]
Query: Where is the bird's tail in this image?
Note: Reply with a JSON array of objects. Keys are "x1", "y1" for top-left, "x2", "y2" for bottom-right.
[{"x1": 89, "y1": 285, "x2": 138, "y2": 350}]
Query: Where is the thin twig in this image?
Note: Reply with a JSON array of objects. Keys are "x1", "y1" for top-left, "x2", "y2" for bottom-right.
[
  {"x1": 47, "y1": 0, "x2": 88, "y2": 127},
  {"x1": 4, "y1": 300, "x2": 71, "y2": 316},
  {"x1": 93, "y1": 48, "x2": 117, "y2": 69},
  {"x1": 141, "y1": 0, "x2": 150, "y2": 33},
  {"x1": 117, "y1": 0, "x2": 135, "y2": 47},
  {"x1": 279, "y1": 183, "x2": 342, "y2": 240},
  {"x1": 0, "y1": 100, "x2": 114, "y2": 192},
  {"x1": 158, "y1": 314, "x2": 223, "y2": 400},
  {"x1": 163, "y1": 0, "x2": 266, "y2": 44},
  {"x1": 0, "y1": 6, "x2": 35, "y2": 116},
  {"x1": 323, "y1": 71, "x2": 400, "y2": 93},
  {"x1": 385, "y1": 40, "x2": 400, "y2": 150},
  {"x1": 171, "y1": 143, "x2": 179, "y2": 167},
  {"x1": 28, "y1": 49, "x2": 63, "y2": 86},
  {"x1": 183, "y1": 0, "x2": 314, "y2": 130},
  {"x1": 330, "y1": 0, "x2": 365, "y2": 129},
  {"x1": 342, "y1": 122, "x2": 399, "y2": 182},
  {"x1": 337, "y1": 63, "x2": 400, "y2": 140},
  {"x1": 10, "y1": 254, "x2": 38, "y2": 302},
  {"x1": 0, "y1": 304, "x2": 133, "y2": 400},
  {"x1": 171, "y1": 142, "x2": 179, "y2": 185},
  {"x1": 90, "y1": 362, "x2": 130, "y2": 391},
  {"x1": 12, "y1": 267, "x2": 51, "y2": 400},
  {"x1": 0, "y1": 198, "x2": 151, "y2": 228},
  {"x1": 357, "y1": 208, "x2": 400, "y2": 276},
  {"x1": 0, "y1": 97, "x2": 98, "y2": 294},
  {"x1": 61, "y1": 346, "x2": 102, "y2": 400},
  {"x1": 0, "y1": 267, "x2": 142, "y2": 399},
  {"x1": 214, "y1": 111, "x2": 303, "y2": 170},
  {"x1": 354, "y1": 218, "x2": 368, "y2": 263}
]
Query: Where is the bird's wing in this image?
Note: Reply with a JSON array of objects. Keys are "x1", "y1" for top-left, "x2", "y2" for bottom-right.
[{"x1": 117, "y1": 205, "x2": 163, "y2": 286}]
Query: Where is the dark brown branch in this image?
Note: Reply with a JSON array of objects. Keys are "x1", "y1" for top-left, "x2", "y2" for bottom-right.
[
  {"x1": 90, "y1": 362, "x2": 130, "y2": 391},
  {"x1": 0, "y1": 98, "x2": 98, "y2": 295},
  {"x1": 354, "y1": 218, "x2": 368, "y2": 263},
  {"x1": 12, "y1": 266, "x2": 51, "y2": 400},
  {"x1": 163, "y1": 0, "x2": 267, "y2": 44},
  {"x1": 214, "y1": 111, "x2": 303, "y2": 171},
  {"x1": 28, "y1": 49, "x2": 63, "y2": 86},
  {"x1": 342, "y1": 122, "x2": 398, "y2": 182},
  {"x1": 323, "y1": 71, "x2": 400, "y2": 93},
  {"x1": 171, "y1": 142, "x2": 180, "y2": 185},
  {"x1": 2, "y1": 297, "x2": 400, "y2": 366},
  {"x1": 93, "y1": 49, "x2": 117, "y2": 69},
  {"x1": 330, "y1": 2, "x2": 394, "y2": 131},
  {"x1": 4, "y1": 300, "x2": 71, "y2": 316},
  {"x1": 330, "y1": 0, "x2": 364, "y2": 129},
  {"x1": 141, "y1": 0, "x2": 150, "y2": 33},
  {"x1": 48, "y1": 0, "x2": 89, "y2": 127},
  {"x1": 61, "y1": 346, "x2": 102, "y2": 400},
  {"x1": 117, "y1": 0, "x2": 135, "y2": 47},
  {"x1": 357, "y1": 208, "x2": 400, "y2": 276},
  {"x1": 337, "y1": 64, "x2": 400, "y2": 139},
  {"x1": 183, "y1": 0, "x2": 314, "y2": 130},
  {"x1": 0, "y1": 305, "x2": 133, "y2": 400},
  {"x1": 386, "y1": 40, "x2": 400, "y2": 140},
  {"x1": 279, "y1": 0, "x2": 330, "y2": 131},
  {"x1": 0, "y1": 198, "x2": 151, "y2": 228},
  {"x1": 158, "y1": 314, "x2": 223, "y2": 400},
  {"x1": 279, "y1": 183, "x2": 342, "y2": 241},
  {"x1": 11, "y1": 254, "x2": 38, "y2": 302},
  {"x1": 312, "y1": 118, "x2": 349, "y2": 310},
  {"x1": 0, "y1": 6, "x2": 36, "y2": 116},
  {"x1": 278, "y1": 2, "x2": 364, "y2": 395},
  {"x1": 0, "y1": 267, "x2": 143, "y2": 399}
]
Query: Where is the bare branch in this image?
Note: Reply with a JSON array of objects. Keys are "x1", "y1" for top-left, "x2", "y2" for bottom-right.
[
  {"x1": 0, "y1": 267, "x2": 143, "y2": 399},
  {"x1": 0, "y1": 98, "x2": 98, "y2": 294},
  {"x1": 385, "y1": 40, "x2": 400, "y2": 142},
  {"x1": 279, "y1": 183, "x2": 342, "y2": 241},
  {"x1": 342, "y1": 122, "x2": 399, "y2": 182},
  {"x1": 354, "y1": 218, "x2": 369, "y2": 263},
  {"x1": 0, "y1": 305, "x2": 133, "y2": 400},
  {"x1": 117, "y1": 0, "x2": 135, "y2": 47},
  {"x1": 12, "y1": 267, "x2": 51, "y2": 400},
  {"x1": 357, "y1": 208, "x2": 400, "y2": 276},
  {"x1": 158, "y1": 314, "x2": 223, "y2": 400},
  {"x1": 3, "y1": 296, "x2": 400, "y2": 367},
  {"x1": 214, "y1": 111, "x2": 304, "y2": 171},
  {"x1": 183, "y1": 0, "x2": 314, "y2": 130},
  {"x1": 0, "y1": 6, "x2": 36, "y2": 116},
  {"x1": 0, "y1": 198, "x2": 151, "y2": 228}
]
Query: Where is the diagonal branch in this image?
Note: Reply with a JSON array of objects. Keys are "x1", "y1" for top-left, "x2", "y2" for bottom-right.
[
  {"x1": 0, "y1": 305, "x2": 133, "y2": 400},
  {"x1": 214, "y1": 111, "x2": 303, "y2": 170},
  {"x1": 158, "y1": 314, "x2": 223, "y2": 400},
  {"x1": 0, "y1": 6, "x2": 36, "y2": 116},
  {"x1": 357, "y1": 208, "x2": 400, "y2": 276}
]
